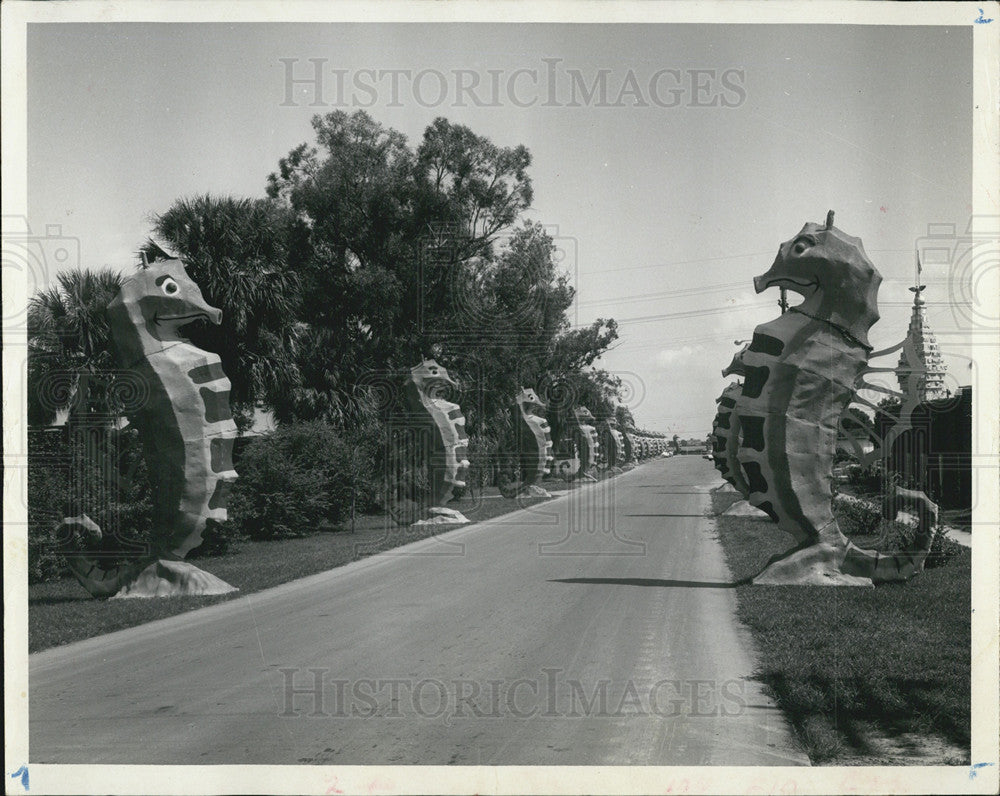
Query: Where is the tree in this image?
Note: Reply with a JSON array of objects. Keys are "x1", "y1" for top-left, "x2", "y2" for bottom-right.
[
  {"x1": 414, "y1": 117, "x2": 533, "y2": 261},
  {"x1": 615, "y1": 405, "x2": 635, "y2": 430},
  {"x1": 143, "y1": 195, "x2": 303, "y2": 431},
  {"x1": 263, "y1": 111, "x2": 542, "y2": 427},
  {"x1": 429, "y1": 221, "x2": 576, "y2": 439},
  {"x1": 537, "y1": 319, "x2": 621, "y2": 443},
  {"x1": 28, "y1": 268, "x2": 124, "y2": 425}
]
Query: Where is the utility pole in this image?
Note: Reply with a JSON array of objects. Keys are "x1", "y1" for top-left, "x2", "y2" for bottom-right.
[{"x1": 778, "y1": 286, "x2": 789, "y2": 314}]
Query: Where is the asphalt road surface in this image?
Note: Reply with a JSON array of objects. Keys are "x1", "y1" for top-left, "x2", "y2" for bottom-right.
[{"x1": 30, "y1": 456, "x2": 808, "y2": 766}]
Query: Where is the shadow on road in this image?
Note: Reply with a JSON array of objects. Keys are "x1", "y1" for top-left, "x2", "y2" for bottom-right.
[
  {"x1": 549, "y1": 577, "x2": 747, "y2": 589},
  {"x1": 622, "y1": 513, "x2": 713, "y2": 518}
]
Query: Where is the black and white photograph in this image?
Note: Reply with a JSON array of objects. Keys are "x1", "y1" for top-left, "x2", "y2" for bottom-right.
[{"x1": 3, "y1": 2, "x2": 998, "y2": 794}]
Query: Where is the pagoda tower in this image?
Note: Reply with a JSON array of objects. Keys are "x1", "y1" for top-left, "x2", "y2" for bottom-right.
[{"x1": 896, "y1": 255, "x2": 949, "y2": 401}]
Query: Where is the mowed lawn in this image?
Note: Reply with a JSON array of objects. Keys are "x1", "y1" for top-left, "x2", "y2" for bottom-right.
[
  {"x1": 28, "y1": 482, "x2": 577, "y2": 653},
  {"x1": 710, "y1": 489, "x2": 971, "y2": 765}
]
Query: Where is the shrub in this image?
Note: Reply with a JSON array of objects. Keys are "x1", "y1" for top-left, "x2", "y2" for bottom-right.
[
  {"x1": 833, "y1": 493, "x2": 962, "y2": 569},
  {"x1": 846, "y1": 462, "x2": 892, "y2": 497},
  {"x1": 28, "y1": 426, "x2": 156, "y2": 582},
  {"x1": 27, "y1": 425, "x2": 246, "y2": 583},
  {"x1": 832, "y1": 494, "x2": 883, "y2": 536},
  {"x1": 926, "y1": 528, "x2": 964, "y2": 568},
  {"x1": 188, "y1": 519, "x2": 247, "y2": 558},
  {"x1": 228, "y1": 421, "x2": 379, "y2": 539},
  {"x1": 27, "y1": 446, "x2": 78, "y2": 584},
  {"x1": 876, "y1": 516, "x2": 963, "y2": 569}
]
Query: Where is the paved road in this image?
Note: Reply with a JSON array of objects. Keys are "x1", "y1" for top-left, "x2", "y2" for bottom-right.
[{"x1": 30, "y1": 456, "x2": 807, "y2": 766}]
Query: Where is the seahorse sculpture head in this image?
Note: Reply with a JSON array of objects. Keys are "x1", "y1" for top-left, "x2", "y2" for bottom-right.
[
  {"x1": 516, "y1": 387, "x2": 546, "y2": 416},
  {"x1": 721, "y1": 345, "x2": 748, "y2": 378},
  {"x1": 754, "y1": 211, "x2": 882, "y2": 349},
  {"x1": 111, "y1": 259, "x2": 222, "y2": 353},
  {"x1": 408, "y1": 358, "x2": 461, "y2": 403}
]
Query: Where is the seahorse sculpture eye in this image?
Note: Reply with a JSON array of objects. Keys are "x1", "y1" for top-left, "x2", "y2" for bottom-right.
[
  {"x1": 63, "y1": 259, "x2": 239, "y2": 599},
  {"x1": 403, "y1": 359, "x2": 471, "y2": 523},
  {"x1": 735, "y1": 211, "x2": 938, "y2": 586}
]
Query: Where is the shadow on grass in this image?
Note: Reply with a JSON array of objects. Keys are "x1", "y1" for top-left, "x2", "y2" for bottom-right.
[{"x1": 29, "y1": 595, "x2": 92, "y2": 605}]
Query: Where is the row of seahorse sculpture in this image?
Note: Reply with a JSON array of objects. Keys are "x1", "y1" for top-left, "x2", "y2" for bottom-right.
[
  {"x1": 58, "y1": 258, "x2": 672, "y2": 599},
  {"x1": 709, "y1": 211, "x2": 940, "y2": 587}
]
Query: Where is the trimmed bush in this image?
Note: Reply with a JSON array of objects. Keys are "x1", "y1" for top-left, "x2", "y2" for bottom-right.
[
  {"x1": 833, "y1": 492, "x2": 962, "y2": 569},
  {"x1": 228, "y1": 421, "x2": 379, "y2": 539},
  {"x1": 832, "y1": 494, "x2": 882, "y2": 536}
]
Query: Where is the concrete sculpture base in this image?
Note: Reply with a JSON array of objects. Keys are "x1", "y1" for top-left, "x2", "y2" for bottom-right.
[
  {"x1": 112, "y1": 559, "x2": 238, "y2": 599},
  {"x1": 752, "y1": 543, "x2": 875, "y2": 588},
  {"x1": 723, "y1": 500, "x2": 773, "y2": 518},
  {"x1": 412, "y1": 507, "x2": 470, "y2": 526}
]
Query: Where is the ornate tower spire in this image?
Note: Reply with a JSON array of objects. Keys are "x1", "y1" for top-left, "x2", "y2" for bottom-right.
[{"x1": 896, "y1": 253, "x2": 949, "y2": 401}]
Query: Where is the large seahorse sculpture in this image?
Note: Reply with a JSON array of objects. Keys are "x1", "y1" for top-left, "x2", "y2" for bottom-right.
[
  {"x1": 63, "y1": 259, "x2": 239, "y2": 599},
  {"x1": 711, "y1": 382, "x2": 749, "y2": 497},
  {"x1": 737, "y1": 211, "x2": 937, "y2": 586},
  {"x1": 505, "y1": 387, "x2": 554, "y2": 497},
  {"x1": 711, "y1": 346, "x2": 751, "y2": 497},
  {"x1": 597, "y1": 417, "x2": 627, "y2": 471},
  {"x1": 568, "y1": 406, "x2": 601, "y2": 478},
  {"x1": 403, "y1": 359, "x2": 471, "y2": 524}
]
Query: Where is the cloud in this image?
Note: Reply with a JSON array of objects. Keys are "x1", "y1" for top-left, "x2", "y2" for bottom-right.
[{"x1": 655, "y1": 346, "x2": 699, "y2": 366}]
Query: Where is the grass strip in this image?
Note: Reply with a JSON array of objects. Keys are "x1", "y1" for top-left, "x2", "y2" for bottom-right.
[{"x1": 710, "y1": 489, "x2": 971, "y2": 764}]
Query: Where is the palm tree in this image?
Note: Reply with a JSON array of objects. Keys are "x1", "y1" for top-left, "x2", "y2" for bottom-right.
[{"x1": 28, "y1": 268, "x2": 124, "y2": 425}]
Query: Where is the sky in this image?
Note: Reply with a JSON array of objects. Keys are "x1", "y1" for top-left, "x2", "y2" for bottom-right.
[{"x1": 26, "y1": 23, "x2": 975, "y2": 437}]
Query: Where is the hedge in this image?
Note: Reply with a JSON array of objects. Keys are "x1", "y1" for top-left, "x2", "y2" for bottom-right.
[{"x1": 227, "y1": 420, "x2": 380, "y2": 540}]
